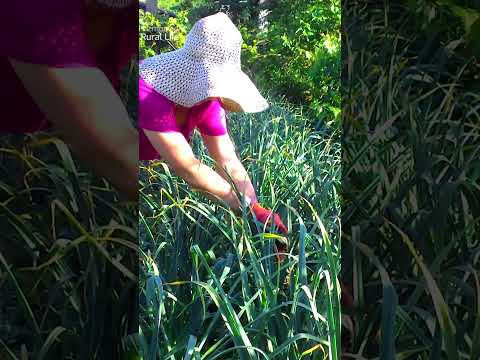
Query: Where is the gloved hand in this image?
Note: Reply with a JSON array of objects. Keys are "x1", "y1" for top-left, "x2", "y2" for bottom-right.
[
  {"x1": 250, "y1": 202, "x2": 288, "y2": 263},
  {"x1": 250, "y1": 202, "x2": 288, "y2": 234}
]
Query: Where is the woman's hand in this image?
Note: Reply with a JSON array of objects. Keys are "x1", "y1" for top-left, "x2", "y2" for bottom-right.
[
  {"x1": 203, "y1": 133, "x2": 258, "y2": 206},
  {"x1": 250, "y1": 202, "x2": 288, "y2": 234},
  {"x1": 250, "y1": 202, "x2": 288, "y2": 263}
]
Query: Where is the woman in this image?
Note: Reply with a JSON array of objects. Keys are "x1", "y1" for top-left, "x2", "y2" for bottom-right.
[
  {"x1": 139, "y1": 12, "x2": 288, "y2": 240},
  {"x1": 0, "y1": 0, "x2": 138, "y2": 200}
]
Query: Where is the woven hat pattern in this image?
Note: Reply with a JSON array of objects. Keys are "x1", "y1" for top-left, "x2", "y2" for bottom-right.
[
  {"x1": 183, "y1": 14, "x2": 242, "y2": 65},
  {"x1": 139, "y1": 12, "x2": 268, "y2": 113}
]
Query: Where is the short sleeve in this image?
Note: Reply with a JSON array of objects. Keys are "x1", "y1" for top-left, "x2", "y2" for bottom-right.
[
  {"x1": 138, "y1": 77, "x2": 180, "y2": 133},
  {"x1": 195, "y1": 99, "x2": 228, "y2": 136}
]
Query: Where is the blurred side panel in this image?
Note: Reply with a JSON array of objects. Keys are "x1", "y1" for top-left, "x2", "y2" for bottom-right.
[
  {"x1": 0, "y1": 1, "x2": 139, "y2": 358},
  {"x1": 342, "y1": 0, "x2": 480, "y2": 358}
]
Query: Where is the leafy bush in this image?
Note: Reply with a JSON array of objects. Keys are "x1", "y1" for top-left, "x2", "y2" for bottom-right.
[
  {"x1": 239, "y1": 0, "x2": 341, "y2": 129},
  {"x1": 139, "y1": 9, "x2": 189, "y2": 58}
]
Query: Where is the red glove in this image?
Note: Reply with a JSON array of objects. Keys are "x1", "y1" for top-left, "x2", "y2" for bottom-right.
[
  {"x1": 250, "y1": 202, "x2": 288, "y2": 263},
  {"x1": 250, "y1": 202, "x2": 288, "y2": 234}
]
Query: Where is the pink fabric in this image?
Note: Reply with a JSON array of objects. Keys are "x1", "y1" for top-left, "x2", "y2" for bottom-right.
[
  {"x1": 0, "y1": 1, "x2": 95, "y2": 68},
  {"x1": 0, "y1": 1, "x2": 138, "y2": 133},
  {"x1": 139, "y1": 76, "x2": 228, "y2": 160}
]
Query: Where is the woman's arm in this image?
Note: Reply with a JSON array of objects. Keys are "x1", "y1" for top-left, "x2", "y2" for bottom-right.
[
  {"x1": 202, "y1": 133, "x2": 258, "y2": 205},
  {"x1": 9, "y1": 59, "x2": 138, "y2": 201},
  {"x1": 143, "y1": 129, "x2": 242, "y2": 210},
  {"x1": 202, "y1": 133, "x2": 287, "y2": 234}
]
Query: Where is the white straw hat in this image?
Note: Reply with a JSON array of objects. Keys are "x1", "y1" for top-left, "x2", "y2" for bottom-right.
[{"x1": 139, "y1": 12, "x2": 269, "y2": 113}]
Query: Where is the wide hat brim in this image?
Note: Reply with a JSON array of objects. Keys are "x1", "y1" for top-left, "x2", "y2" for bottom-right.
[{"x1": 139, "y1": 49, "x2": 269, "y2": 113}]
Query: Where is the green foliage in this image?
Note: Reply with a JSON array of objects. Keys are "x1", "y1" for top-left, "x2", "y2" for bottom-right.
[
  {"x1": 239, "y1": 0, "x2": 341, "y2": 128},
  {"x1": 139, "y1": 9, "x2": 189, "y2": 58},
  {"x1": 139, "y1": 0, "x2": 341, "y2": 130},
  {"x1": 342, "y1": 1, "x2": 480, "y2": 358},
  {"x1": 407, "y1": 0, "x2": 480, "y2": 56},
  {"x1": 0, "y1": 133, "x2": 138, "y2": 359},
  {"x1": 139, "y1": 101, "x2": 341, "y2": 359}
]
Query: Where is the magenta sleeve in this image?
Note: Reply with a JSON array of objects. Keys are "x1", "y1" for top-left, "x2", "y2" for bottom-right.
[
  {"x1": 195, "y1": 99, "x2": 228, "y2": 136},
  {"x1": 138, "y1": 77, "x2": 180, "y2": 133}
]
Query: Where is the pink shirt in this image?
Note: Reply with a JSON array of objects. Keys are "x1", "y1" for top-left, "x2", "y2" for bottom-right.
[
  {"x1": 139, "y1": 77, "x2": 228, "y2": 160},
  {"x1": 0, "y1": 0, "x2": 137, "y2": 133}
]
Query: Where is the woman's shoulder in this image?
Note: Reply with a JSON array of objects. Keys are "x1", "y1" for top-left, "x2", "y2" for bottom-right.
[
  {"x1": 192, "y1": 98, "x2": 228, "y2": 136},
  {"x1": 191, "y1": 97, "x2": 225, "y2": 121},
  {"x1": 194, "y1": 97, "x2": 223, "y2": 111},
  {"x1": 138, "y1": 76, "x2": 175, "y2": 107}
]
